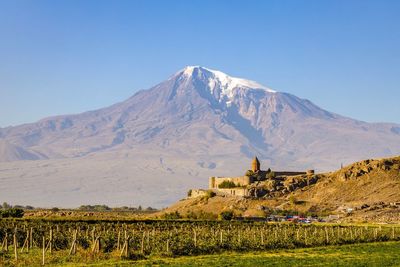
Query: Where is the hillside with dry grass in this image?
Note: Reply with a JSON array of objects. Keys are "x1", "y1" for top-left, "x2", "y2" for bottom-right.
[{"x1": 160, "y1": 156, "x2": 400, "y2": 222}]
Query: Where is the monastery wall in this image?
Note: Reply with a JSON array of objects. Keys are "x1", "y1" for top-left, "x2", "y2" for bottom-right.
[{"x1": 209, "y1": 176, "x2": 253, "y2": 189}]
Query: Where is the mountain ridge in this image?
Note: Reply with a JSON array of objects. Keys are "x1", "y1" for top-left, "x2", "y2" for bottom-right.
[{"x1": 2, "y1": 65, "x2": 397, "y2": 166}]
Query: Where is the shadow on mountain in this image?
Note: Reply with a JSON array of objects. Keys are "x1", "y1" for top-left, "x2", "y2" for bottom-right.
[{"x1": 225, "y1": 105, "x2": 270, "y2": 152}]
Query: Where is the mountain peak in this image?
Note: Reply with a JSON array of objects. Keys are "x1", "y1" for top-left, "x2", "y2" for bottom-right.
[{"x1": 175, "y1": 66, "x2": 276, "y2": 101}]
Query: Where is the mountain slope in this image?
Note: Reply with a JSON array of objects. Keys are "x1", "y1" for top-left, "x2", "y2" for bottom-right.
[
  {"x1": 0, "y1": 66, "x2": 399, "y2": 207},
  {"x1": 294, "y1": 156, "x2": 400, "y2": 210},
  {"x1": 1, "y1": 66, "x2": 399, "y2": 169},
  {"x1": 0, "y1": 140, "x2": 46, "y2": 162}
]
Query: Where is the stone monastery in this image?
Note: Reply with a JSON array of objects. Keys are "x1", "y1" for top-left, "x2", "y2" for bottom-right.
[{"x1": 189, "y1": 157, "x2": 315, "y2": 199}]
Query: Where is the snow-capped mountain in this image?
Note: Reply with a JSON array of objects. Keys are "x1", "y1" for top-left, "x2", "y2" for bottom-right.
[
  {"x1": 0, "y1": 66, "x2": 399, "y2": 207},
  {"x1": 179, "y1": 66, "x2": 276, "y2": 101}
]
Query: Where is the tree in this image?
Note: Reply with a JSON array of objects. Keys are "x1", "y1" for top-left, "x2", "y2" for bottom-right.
[
  {"x1": 218, "y1": 180, "x2": 237, "y2": 188},
  {"x1": 8, "y1": 208, "x2": 24, "y2": 218},
  {"x1": 0, "y1": 208, "x2": 24, "y2": 218},
  {"x1": 2, "y1": 202, "x2": 11, "y2": 209}
]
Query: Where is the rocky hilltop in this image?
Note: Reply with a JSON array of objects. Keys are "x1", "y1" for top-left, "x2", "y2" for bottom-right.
[{"x1": 162, "y1": 156, "x2": 400, "y2": 223}]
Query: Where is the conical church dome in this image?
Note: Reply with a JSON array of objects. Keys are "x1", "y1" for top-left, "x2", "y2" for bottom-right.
[{"x1": 251, "y1": 156, "x2": 260, "y2": 172}]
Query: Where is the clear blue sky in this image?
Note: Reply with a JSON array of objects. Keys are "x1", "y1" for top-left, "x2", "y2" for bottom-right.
[{"x1": 0, "y1": 0, "x2": 399, "y2": 127}]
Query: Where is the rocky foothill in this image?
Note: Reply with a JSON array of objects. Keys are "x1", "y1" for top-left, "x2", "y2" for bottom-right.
[
  {"x1": 337, "y1": 157, "x2": 400, "y2": 181},
  {"x1": 247, "y1": 174, "x2": 320, "y2": 198}
]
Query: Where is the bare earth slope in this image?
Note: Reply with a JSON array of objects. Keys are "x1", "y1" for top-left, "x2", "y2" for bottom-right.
[
  {"x1": 0, "y1": 66, "x2": 400, "y2": 207},
  {"x1": 0, "y1": 140, "x2": 47, "y2": 162},
  {"x1": 296, "y1": 157, "x2": 400, "y2": 208}
]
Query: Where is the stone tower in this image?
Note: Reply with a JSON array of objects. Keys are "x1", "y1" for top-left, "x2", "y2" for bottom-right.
[{"x1": 251, "y1": 156, "x2": 260, "y2": 172}]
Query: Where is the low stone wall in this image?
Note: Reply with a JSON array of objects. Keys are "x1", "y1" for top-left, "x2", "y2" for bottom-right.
[
  {"x1": 216, "y1": 188, "x2": 249, "y2": 197},
  {"x1": 189, "y1": 189, "x2": 208, "y2": 198}
]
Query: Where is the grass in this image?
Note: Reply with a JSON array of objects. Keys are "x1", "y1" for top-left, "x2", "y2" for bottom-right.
[
  {"x1": 1, "y1": 241, "x2": 400, "y2": 266},
  {"x1": 119, "y1": 241, "x2": 400, "y2": 267}
]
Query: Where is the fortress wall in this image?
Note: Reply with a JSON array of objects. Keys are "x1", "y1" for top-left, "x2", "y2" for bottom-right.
[
  {"x1": 217, "y1": 188, "x2": 249, "y2": 197},
  {"x1": 210, "y1": 176, "x2": 252, "y2": 189},
  {"x1": 275, "y1": 171, "x2": 307, "y2": 177}
]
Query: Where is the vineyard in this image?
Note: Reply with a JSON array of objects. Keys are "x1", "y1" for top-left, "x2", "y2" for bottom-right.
[{"x1": 1, "y1": 219, "x2": 400, "y2": 265}]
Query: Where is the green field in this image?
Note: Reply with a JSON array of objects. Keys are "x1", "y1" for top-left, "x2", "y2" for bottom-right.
[
  {"x1": 1, "y1": 219, "x2": 400, "y2": 266},
  {"x1": 1, "y1": 241, "x2": 399, "y2": 266},
  {"x1": 133, "y1": 241, "x2": 400, "y2": 266}
]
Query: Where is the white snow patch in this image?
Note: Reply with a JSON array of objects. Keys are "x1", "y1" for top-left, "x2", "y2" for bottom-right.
[{"x1": 179, "y1": 66, "x2": 276, "y2": 101}]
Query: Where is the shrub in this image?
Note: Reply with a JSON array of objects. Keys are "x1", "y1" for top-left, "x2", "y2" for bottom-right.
[
  {"x1": 245, "y1": 170, "x2": 255, "y2": 177},
  {"x1": 255, "y1": 173, "x2": 264, "y2": 182},
  {"x1": 267, "y1": 171, "x2": 276, "y2": 179},
  {"x1": 162, "y1": 211, "x2": 182, "y2": 220},
  {"x1": 200, "y1": 190, "x2": 216, "y2": 202},
  {"x1": 218, "y1": 180, "x2": 237, "y2": 188},
  {"x1": 187, "y1": 189, "x2": 192, "y2": 197},
  {"x1": 219, "y1": 211, "x2": 234, "y2": 220},
  {"x1": 289, "y1": 195, "x2": 297, "y2": 205},
  {"x1": 79, "y1": 205, "x2": 111, "y2": 211},
  {"x1": 205, "y1": 190, "x2": 216, "y2": 198}
]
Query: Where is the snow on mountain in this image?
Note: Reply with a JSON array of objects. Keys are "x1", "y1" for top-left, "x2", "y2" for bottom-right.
[
  {"x1": 179, "y1": 66, "x2": 275, "y2": 102},
  {"x1": 0, "y1": 66, "x2": 399, "y2": 207}
]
